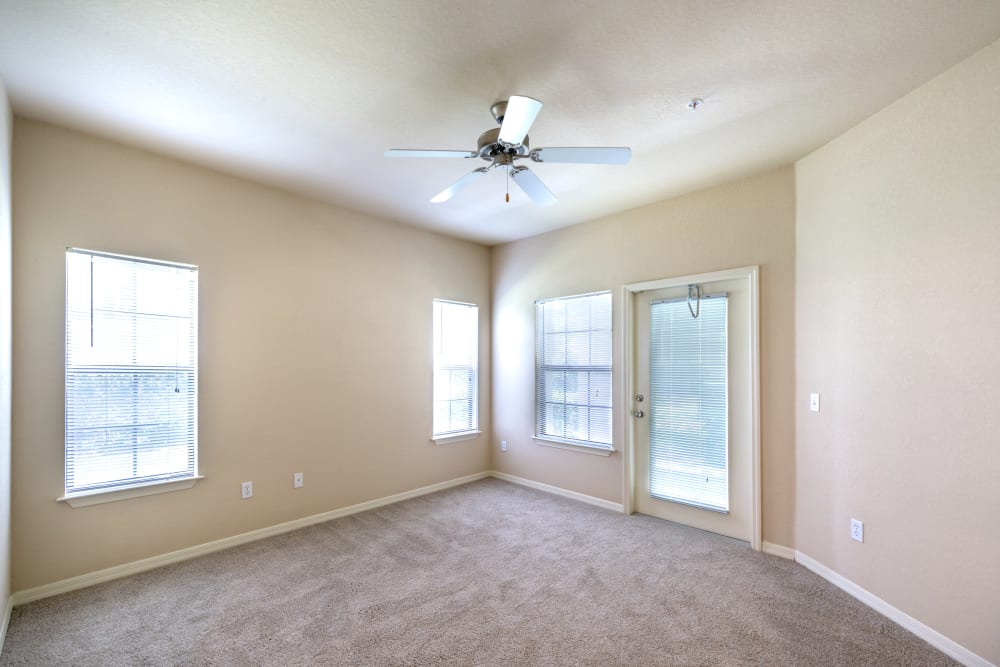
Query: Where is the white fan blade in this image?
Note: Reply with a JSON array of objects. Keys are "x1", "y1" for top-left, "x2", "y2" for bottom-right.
[
  {"x1": 530, "y1": 147, "x2": 631, "y2": 165},
  {"x1": 498, "y1": 95, "x2": 543, "y2": 146},
  {"x1": 511, "y1": 167, "x2": 557, "y2": 206},
  {"x1": 385, "y1": 149, "x2": 477, "y2": 158},
  {"x1": 431, "y1": 168, "x2": 489, "y2": 203}
]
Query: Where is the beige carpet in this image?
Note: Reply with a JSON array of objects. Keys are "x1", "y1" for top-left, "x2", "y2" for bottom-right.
[{"x1": 1, "y1": 478, "x2": 957, "y2": 666}]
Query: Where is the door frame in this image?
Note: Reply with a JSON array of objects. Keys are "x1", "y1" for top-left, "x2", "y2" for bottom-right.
[{"x1": 620, "y1": 265, "x2": 762, "y2": 551}]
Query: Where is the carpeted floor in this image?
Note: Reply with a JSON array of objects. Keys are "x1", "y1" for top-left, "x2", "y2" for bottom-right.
[{"x1": 1, "y1": 478, "x2": 957, "y2": 666}]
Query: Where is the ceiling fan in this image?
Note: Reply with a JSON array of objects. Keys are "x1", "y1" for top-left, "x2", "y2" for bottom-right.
[{"x1": 385, "y1": 96, "x2": 631, "y2": 206}]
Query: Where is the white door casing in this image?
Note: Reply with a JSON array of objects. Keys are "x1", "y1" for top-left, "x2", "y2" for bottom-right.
[{"x1": 621, "y1": 266, "x2": 761, "y2": 550}]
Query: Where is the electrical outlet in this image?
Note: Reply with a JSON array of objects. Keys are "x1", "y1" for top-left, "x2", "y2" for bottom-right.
[
  {"x1": 241, "y1": 481, "x2": 253, "y2": 499},
  {"x1": 809, "y1": 392, "x2": 821, "y2": 412},
  {"x1": 294, "y1": 472, "x2": 304, "y2": 489},
  {"x1": 851, "y1": 518, "x2": 864, "y2": 543},
  {"x1": 501, "y1": 440, "x2": 508, "y2": 452}
]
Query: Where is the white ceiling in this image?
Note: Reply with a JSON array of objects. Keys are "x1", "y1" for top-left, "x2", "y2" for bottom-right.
[{"x1": 1, "y1": 1, "x2": 999, "y2": 245}]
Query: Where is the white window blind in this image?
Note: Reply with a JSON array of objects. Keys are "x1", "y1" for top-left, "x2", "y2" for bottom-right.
[
  {"x1": 432, "y1": 300, "x2": 478, "y2": 436},
  {"x1": 65, "y1": 249, "x2": 198, "y2": 496},
  {"x1": 648, "y1": 294, "x2": 728, "y2": 511},
  {"x1": 535, "y1": 291, "x2": 613, "y2": 448}
]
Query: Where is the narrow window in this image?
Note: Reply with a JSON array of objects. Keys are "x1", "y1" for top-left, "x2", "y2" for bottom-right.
[
  {"x1": 535, "y1": 291, "x2": 613, "y2": 450},
  {"x1": 432, "y1": 300, "x2": 478, "y2": 438},
  {"x1": 65, "y1": 249, "x2": 198, "y2": 498}
]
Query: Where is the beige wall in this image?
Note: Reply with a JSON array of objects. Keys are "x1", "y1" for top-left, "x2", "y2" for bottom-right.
[
  {"x1": 0, "y1": 83, "x2": 12, "y2": 615},
  {"x1": 795, "y1": 39, "x2": 1000, "y2": 663},
  {"x1": 10, "y1": 119, "x2": 491, "y2": 591},
  {"x1": 490, "y1": 167, "x2": 797, "y2": 548}
]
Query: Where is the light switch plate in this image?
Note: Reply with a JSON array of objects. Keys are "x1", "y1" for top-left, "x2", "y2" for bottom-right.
[{"x1": 809, "y1": 393, "x2": 821, "y2": 412}]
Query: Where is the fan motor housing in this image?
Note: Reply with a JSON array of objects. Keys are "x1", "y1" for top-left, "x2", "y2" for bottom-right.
[{"x1": 477, "y1": 128, "x2": 529, "y2": 161}]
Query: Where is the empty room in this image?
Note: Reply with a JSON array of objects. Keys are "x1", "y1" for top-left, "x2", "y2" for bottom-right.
[{"x1": 0, "y1": 2, "x2": 997, "y2": 665}]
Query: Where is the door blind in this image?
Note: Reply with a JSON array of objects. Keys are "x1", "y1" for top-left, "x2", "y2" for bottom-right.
[
  {"x1": 648, "y1": 295, "x2": 728, "y2": 511},
  {"x1": 65, "y1": 249, "x2": 198, "y2": 495}
]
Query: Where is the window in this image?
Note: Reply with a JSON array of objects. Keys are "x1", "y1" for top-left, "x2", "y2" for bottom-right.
[
  {"x1": 432, "y1": 300, "x2": 478, "y2": 440},
  {"x1": 535, "y1": 291, "x2": 613, "y2": 450},
  {"x1": 64, "y1": 248, "x2": 198, "y2": 503}
]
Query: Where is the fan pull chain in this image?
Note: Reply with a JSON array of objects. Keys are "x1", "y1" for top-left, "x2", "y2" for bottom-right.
[{"x1": 506, "y1": 166, "x2": 510, "y2": 203}]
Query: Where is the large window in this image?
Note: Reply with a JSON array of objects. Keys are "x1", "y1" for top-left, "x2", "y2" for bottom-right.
[
  {"x1": 535, "y1": 291, "x2": 613, "y2": 450},
  {"x1": 432, "y1": 299, "x2": 478, "y2": 439},
  {"x1": 64, "y1": 249, "x2": 198, "y2": 500}
]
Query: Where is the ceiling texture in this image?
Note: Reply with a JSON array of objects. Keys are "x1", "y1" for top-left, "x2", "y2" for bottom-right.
[{"x1": 1, "y1": 1, "x2": 999, "y2": 245}]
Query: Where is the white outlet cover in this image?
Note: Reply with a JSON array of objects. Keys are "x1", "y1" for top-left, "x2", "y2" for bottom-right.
[
  {"x1": 294, "y1": 472, "x2": 304, "y2": 488},
  {"x1": 501, "y1": 440, "x2": 507, "y2": 452},
  {"x1": 851, "y1": 518, "x2": 864, "y2": 542},
  {"x1": 241, "y1": 481, "x2": 253, "y2": 499}
]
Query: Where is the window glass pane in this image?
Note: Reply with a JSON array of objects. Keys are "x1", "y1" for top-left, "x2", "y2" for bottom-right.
[
  {"x1": 590, "y1": 330, "x2": 612, "y2": 366},
  {"x1": 590, "y1": 294, "x2": 612, "y2": 330},
  {"x1": 543, "y1": 300, "x2": 566, "y2": 333},
  {"x1": 543, "y1": 333, "x2": 566, "y2": 365},
  {"x1": 564, "y1": 370, "x2": 589, "y2": 405},
  {"x1": 589, "y1": 407, "x2": 613, "y2": 444},
  {"x1": 544, "y1": 403, "x2": 566, "y2": 437},
  {"x1": 544, "y1": 370, "x2": 565, "y2": 402},
  {"x1": 449, "y1": 369, "x2": 472, "y2": 400},
  {"x1": 589, "y1": 371, "x2": 612, "y2": 408},
  {"x1": 565, "y1": 332, "x2": 590, "y2": 365},
  {"x1": 565, "y1": 405, "x2": 589, "y2": 441},
  {"x1": 565, "y1": 298, "x2": 590, "y2": 332}
]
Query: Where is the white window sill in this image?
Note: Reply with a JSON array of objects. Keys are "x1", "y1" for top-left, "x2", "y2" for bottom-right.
[
  {"x1": 57, "y1": 475, "x2": 204, "y2": 508},
  {"x1": 532, "y1": 436, "x2": 615, "y2": 457},
  {"x1": 431, "y1": 430, "x2": 481, "y2": 445}
]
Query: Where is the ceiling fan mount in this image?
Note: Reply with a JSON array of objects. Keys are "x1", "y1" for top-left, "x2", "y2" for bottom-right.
[
  {"x1": 385, "y1": 95, "x2": 631, "y2": 206},
  {"x1": 489, "y1": 99, "x2": 510, "y2": 125}
]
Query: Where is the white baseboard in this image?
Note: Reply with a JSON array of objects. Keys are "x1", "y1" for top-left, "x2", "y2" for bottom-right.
[
  {"x1": 11, "y1": 471, "x2": 491, "y2": 606},
  {"x1": 762, "y1": 541, "x2": 795, "y2": 559},
  {"x1": 489, "y1": 471, "x2": 625, "y2": 513},
  {"x1": 794, "y1": 550, "x2": 993, "y2": 667},
  {"x1": 0, "y1": 595, "x2": 12, "y2": 652}
]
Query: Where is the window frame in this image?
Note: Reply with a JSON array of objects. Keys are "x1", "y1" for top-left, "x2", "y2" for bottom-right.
[
  {"x1": 431, "y1": 299, "x2": 480, "y2": 444},
  {"x1": 534, "y1": 290, "x2": 614, "y2": 454},
  {"x1": 59, "y1": 248, "x2": 203, "y2": 508}
]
